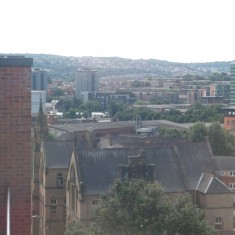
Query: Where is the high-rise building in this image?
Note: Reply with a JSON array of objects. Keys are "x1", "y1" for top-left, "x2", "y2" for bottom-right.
[
  {"x1": 75, "y1": 68, "x2": 98, "y2": 99},
  {"x1": 32, "y1": 68, "x2": 48, "y2": 92},
  {"x1": 0, "y1": 55, "x2": 33, "y2": 235},
  {"x1": 230, "y1": 61, "x2": 235, "y2": 105}
]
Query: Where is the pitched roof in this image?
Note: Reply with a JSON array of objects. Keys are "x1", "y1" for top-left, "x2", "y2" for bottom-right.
[
  {"x1": 213, "y1": 156, "x2": 235, "y2": 171},
  {"x1": 196, "y1": 173, "x2": 232, "y2": 194},
  {"x1": 43, "y1": 140, "x2": 74, "y2": 169},
  {"x1": 75, "y1": 141, "x2": 216, "y2": 195}
]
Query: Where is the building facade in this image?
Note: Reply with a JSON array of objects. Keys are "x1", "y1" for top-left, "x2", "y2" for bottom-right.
[
  {"x1": 75, "y1": 69, "x2": 98, "y2": 99},
  {"x1": 65, "y1": 139, "x2": 235, "y2": 234},
  {"x1": 210, "y1": 82, "x2": 230, "y2": 103},
  {"x1": 0, "y1": 56, "x2": 33, "y2": 235},
  {"x1": 223, "y1": 107, "x2": 235, "y2": 130},
  {"x1": 230, "y1": 62, "x2": 235, "y2": 105},
  {"x1": 32, "y1": 68, "x2": 48, "y2": 92}
]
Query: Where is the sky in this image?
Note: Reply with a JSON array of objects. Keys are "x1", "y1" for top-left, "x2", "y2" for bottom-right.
[{"x1": 0, "y1": 0, "x2": 235, "y2": 63}]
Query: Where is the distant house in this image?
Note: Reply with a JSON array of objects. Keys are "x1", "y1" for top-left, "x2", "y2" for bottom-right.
[{"x1": 214, "y1": 156, "x2": 235, "y2": 191}]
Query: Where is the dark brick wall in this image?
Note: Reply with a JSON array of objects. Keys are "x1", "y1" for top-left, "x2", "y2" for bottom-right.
[{"x1": 0, "y1": 60, "x2": 32, "y2": 235}]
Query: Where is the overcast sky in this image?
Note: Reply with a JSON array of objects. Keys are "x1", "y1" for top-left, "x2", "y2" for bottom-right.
[{"x1": 0, "y1": 0, "x2": 235, "y2": 62}]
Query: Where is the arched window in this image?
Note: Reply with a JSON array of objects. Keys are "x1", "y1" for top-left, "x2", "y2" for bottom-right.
[{"x1": 57, "y1": 173, "x2": 64, "y2": 187}]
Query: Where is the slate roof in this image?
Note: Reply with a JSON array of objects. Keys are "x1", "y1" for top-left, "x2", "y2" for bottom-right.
[
  {"x1": 75, "y1": 141, "x2": 216, "y2": 195},
  {"x1": 213, "y1": 156, "x2": 235, "y2": 171},
  {"x1": 43, "y1": 140, "x2": 74, "y2": 169},
  {"x1": 196, "y1": 173, "x2": 232, "y2": 194}
]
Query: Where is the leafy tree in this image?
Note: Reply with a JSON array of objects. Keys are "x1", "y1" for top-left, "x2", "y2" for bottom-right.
[
  {"x1": 109, "y1": 101, "x2": 125, "y2": 117},
  {"x1": 94, "y1": 179, "x2": 170, "y2": 235},
  {"x1": 65, "y1": 179, "x2": 215, "y2": 235},
  {"x1": 65, "y1": 222, "x2": 86, "y2": 235},
  {"x1": 188, "y1": 122, "x2": 207, "y2": 142},
  {"x1": 167, "y1": 194, "x2": 216, "y2": 235},
  {"x1": 71, "y1": 96, "x2": 83, "y2": 109},
  {"x1": 84, "y1": 100, "x2": 103, "y2": 114},
  {"x1": 52, "y1": 88, "x2": 64, "y2": 97},
  {"x1": 159, "y1": 128, "x2": 188, "y2": 139},
  {"x1": 208, "y1": 122, "x2": 235, "y2": 155}
]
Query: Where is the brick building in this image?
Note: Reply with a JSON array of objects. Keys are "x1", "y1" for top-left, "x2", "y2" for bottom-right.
[{"x1": 0, "y1": 56, "x2": 33, "y2": 235}]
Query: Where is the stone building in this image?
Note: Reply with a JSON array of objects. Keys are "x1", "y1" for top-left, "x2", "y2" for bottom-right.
[
  {"x1": 0, "y1": 55, "x2": 33, "y2": 235},
  {"x1": 66, "y1": 139, "x2": 235, "y2": 234},
  {"x1": 38, "y1": 140, "x2": 73, "y2": 235},
  {"x1": 32, "y1": 100, "x2": 74, "y2": 235}
]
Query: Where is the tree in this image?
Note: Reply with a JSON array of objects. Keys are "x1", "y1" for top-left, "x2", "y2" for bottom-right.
[
  {"x1": 167, "y1": 194, "x2": 216, "y2": 235},
  {"x1": 188, "y1": 122, "x2": 207, "y2": 142},
  {"x1": 65, "y1": 179, "x2": 215, "y2": 235},
  {"x1": 208, "y1": 122, "x2": 235, "y2": 155},
  {"x1": 94, "y1": 179, "x2": 170, "y2": 235},
  {"x1": 52, "y1": 88, "x2": 64, "y2": 97},
  {"x1": 65, "y1": 222, "x2": 88, "y2": 235},
  {"x1": 159, "y1": 128, "x2": 188, "y2": 139}
]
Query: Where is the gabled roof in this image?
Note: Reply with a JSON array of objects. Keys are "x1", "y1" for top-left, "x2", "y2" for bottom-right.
[
  {"x1": 74, "y1": 141, "x2": 216, "y2": 195},
  {"x1": 196, "y1": 173, "x2": 232, "y2": 194},
  {"x1": 43, "y1": 140, "x2": 74, "y2": 169},
  {"x1": 213, "y1": 156, "x2": 235, "y2": 171}
]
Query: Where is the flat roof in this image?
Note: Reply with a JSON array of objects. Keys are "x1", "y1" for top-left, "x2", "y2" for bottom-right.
[
  {"x1": 0, "y1": 55, "x2": 33, "y2": 67},
  {"x1": 48, "y1": 120, "x2": 208, "y2": 133}
]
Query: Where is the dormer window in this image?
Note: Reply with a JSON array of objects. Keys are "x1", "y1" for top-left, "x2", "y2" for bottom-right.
[
  {"x1": 230, "y1": 171, "x2": 235, "y2": 177},
  {"x1": 220, "y1": 171, "x2": 225, "y2": 176},
  {"x1": 57, "y1": 173, "x2": 64, "y2": 187}
]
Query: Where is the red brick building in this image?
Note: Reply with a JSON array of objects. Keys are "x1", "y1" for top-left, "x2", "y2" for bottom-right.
[{"x1": 0, "y1": 56, "x2": 33, "y2": 235}]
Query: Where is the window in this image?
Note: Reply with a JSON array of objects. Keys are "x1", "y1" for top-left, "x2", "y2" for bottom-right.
[
  {"x1": 63, "y1": 198, "x2": 66, "y2": 220},
  {"x1": 230, "y1": 171, "x2": 235, "y2": 177},
  {"x1": 50, "y1": 198, "x2": 57, "y2": 219},
  {"x1": 215, "y1": 217, "x2": 223, "y2": 230},
  {"x1": 229, "y1": 183, "x2": 235, "y2": 189},
  {"x1": 57, "y1": 173, "x2": 64, "y2": 187},
  {"x1": 220, "y1": 171, "x2": 225, "y2": 176},
  {"x1": 92, "y1": 200, "x2": 98, "y2": 206}
]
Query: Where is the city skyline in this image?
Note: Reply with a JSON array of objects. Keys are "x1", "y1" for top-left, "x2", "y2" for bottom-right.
[{"x1": 1, "y1": 0, "x2": 235, "y2": 63}]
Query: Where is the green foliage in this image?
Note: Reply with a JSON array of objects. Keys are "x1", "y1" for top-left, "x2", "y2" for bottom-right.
[
  {"x1": 159, "y1": 128, "x2": 188, "y2": 139},
  {"x1": 167, "y1": 194, "x2": 216, "y2": 235},
  {"x1": 109, "y1": 101, "x2": 125, "y2": 117},
  {"x1": 94, "y1": 179, "x2": 170, "y2": 235},
  {"x1": 65, "y1": 179, "x2": 216, "y2": 235},
  {"x1": 188, "y1": 122, "x2": 207, "y2": 142},
  {"x1": 84, "y1": 100, "x2": 103, "y2": 114},
  {"x1": 208, "y1": 72, "x2": 230, "y2": 81},
  {"x1": 208, "y1": 122, "x2": 235, "y2": 155},
  {"x1": 64, "y1": 222, "x2": 100, "y2": 235},
  {"x1": 52, "y1": 88, "x2": 64, "y2": 97}
]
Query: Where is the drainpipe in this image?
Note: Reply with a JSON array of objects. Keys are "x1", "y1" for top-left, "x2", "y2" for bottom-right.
[{"x1": 7, "y1": 185, "x2": 10, "y2": 235}]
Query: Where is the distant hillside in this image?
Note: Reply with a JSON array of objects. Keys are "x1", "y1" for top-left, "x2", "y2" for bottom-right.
[{"x1": 26, "y1": 54, "x2": 231, "y2": 80}]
